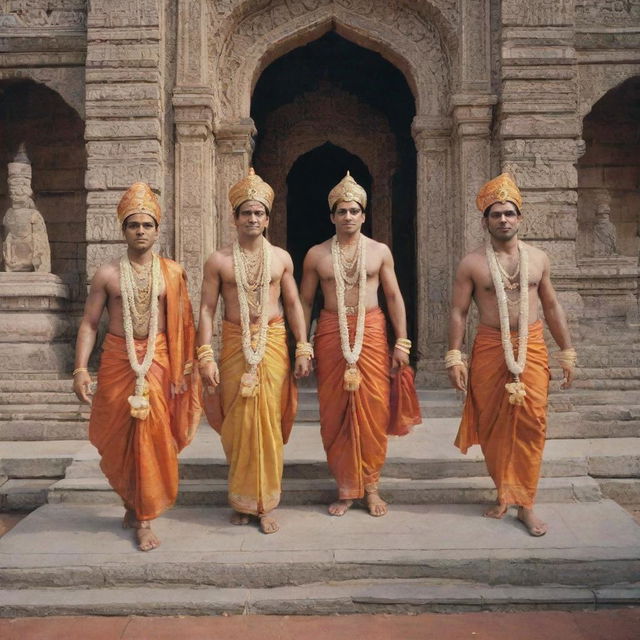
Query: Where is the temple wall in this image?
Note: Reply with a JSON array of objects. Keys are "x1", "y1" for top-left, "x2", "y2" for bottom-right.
[{"x1": 0, "y1": 0, "x2": 638, "y2": 378}]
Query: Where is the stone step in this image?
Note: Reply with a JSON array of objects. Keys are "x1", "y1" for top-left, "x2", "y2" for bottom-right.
[
  {"x1": 2, "y1": 580, "x2": 639, "y2": 617},
  {"x1": 548, "y1": 410, "x2": 640, "y2": 439},
  {"x1": 558, "y1": 390, "x2": 638, "y2": 407},
  {"x1": 0, "y1": 479, "x2": 55, "y2": 511},
  {"x1": 0, "y1": 502, "x2": 638, "y2": 593},
  {"x1": 46, "y1": 475, "x2": 602, "y2": 507},
  {"x1": 0, "y1": 420, "x2": 87, "y2": 441},
  {"x1": 598, "y1": 479, "x2": 640, "y2": 505},
  {"x1": 0, "y1": 379, "x2": 75, "y2": 393},
  {"x1": 0, "y1": 392, "x2": 82, "y2": 405},
  {"x1": 0, "y1": 404, "x2": 89, "y2": 419}
]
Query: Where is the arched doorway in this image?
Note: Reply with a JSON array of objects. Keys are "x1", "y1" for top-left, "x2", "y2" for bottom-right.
[
  {"x1": 0, "y1": 79, "x2": 87, "y2": 308},
  {"x1": 251, "y1": 31, "x2": 416, "y2": 340}
]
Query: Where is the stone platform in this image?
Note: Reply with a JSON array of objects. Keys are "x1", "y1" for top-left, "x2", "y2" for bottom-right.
[{"x1": 0, "y1": 500, "x2": 639, "y2": 616}]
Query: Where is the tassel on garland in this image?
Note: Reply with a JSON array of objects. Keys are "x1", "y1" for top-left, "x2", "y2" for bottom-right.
[
  {"x1": 343, "y1": 364, "x2": 362, "y2": 392},
  {"x1": 505, "y1": 378, "x2": 527, "y2": 405},
  {"x1": 240, "y1": 370, "x2": 259, "y2": 397},
  {"x1": 128, "y1": 381, "x2": 150, "y2": 419}
]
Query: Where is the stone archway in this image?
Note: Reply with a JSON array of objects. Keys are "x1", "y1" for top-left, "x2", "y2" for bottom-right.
[
  {"x1": 175, "y1": 0, "x2": 496, "y2": 380},
  {"x1": 0, "y1": 79, "x2": 87, "y2": 306}
]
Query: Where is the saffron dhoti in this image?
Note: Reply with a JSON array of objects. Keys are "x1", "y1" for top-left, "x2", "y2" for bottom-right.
[
  {"x1": 204, "y1": 318, "x2": 297, "y2": 515},
  {"x1": 455, "y1": 320, "x2": 550, "y2": 508},
  {"x1": 88, "y1": 258, "x2": 201, "y2": 521},
  {"x1": 314, "y1": 307, "x2": 390, "y2": 499}
]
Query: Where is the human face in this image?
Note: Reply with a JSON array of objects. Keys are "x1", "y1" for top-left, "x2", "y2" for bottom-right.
[
  {"x1": 122, "y1": 213, "x2": 158, "y2": 252},
  {"x1": 331, "y1": 201, "x2": 365, "y2": 236},
  {"x1": 234, "y1": 200, "x2": 269, "y2": 238},
  {"x1": 483, "y1": 202, "x2": 521, "y2": 242}
]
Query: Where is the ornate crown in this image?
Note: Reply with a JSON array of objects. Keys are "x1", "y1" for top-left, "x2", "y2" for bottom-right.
[
  {"x1": 117, "y1": 182, "x2": 161, "y2": 224},
  {"x1": 328, "y1": 171, "x2": 367, "y2": 211},
  {"x1": 476, "y1": 173, "x2": 522, "y2": 213},
  {"x1": 229, "y1": 168, "x2": 274, "y2": 212}
]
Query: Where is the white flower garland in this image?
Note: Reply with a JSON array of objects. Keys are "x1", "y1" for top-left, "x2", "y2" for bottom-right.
[
  {"x1": 485, "y1": 240, "x2": 529, "y2": 405},
  {"x1": 233, "y1": 236, "x2": 272, "y2": 397},
  {"x1": 331, "y1": 234, "x2": 367, "y2": 391},
  {"x1": 119, "y1": 253, "x2": 161, "y2": 419}
]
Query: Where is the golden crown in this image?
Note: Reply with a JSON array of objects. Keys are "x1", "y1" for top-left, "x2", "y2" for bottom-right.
[
  {"x1": 476, "y1": 172, "x2": 522, "y2": 213},
  {"x1": 328, "y1": 171, "x2": 367, "y2": 211},
  {"x1": 117, "y1": 182, "x2": 161, "y2": 224},
  {"x1": 228, "y1": 168, "x2": 275, "y2": 212}
]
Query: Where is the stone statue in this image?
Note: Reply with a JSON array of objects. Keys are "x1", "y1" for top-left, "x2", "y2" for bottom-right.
[
  {"x1": 2, "y1": 144, "x2": 51, "y2": 272},
  {"x1": 592, "y1": 192, "x2": 618, "y2": 258}
]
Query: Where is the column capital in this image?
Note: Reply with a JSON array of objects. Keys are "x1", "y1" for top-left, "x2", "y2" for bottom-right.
[
  {"x1": 173, "y1": 88, "x2": 214, "y2": 138},
  {"x1": 214, "y1": 119, "x2": 257, "y2": 155},
  {"x1": 411, "y1": 115, "x2": 451, "y2": 152},
  {"x1": 451, "y1": 93, "x2": 497, "y2": 137}
]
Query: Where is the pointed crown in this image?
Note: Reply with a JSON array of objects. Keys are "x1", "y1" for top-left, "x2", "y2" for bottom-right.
[
  {"x1": 476, "y1": 172, "x2": 522, "y2": 213},
  {"x1": 328, "y1": 171, "x2": 367, "y2": 211},
  {"x1": 228, "y1": 168, "x2": 274, "y2": 213},
  {"x1": 117, "y1": 182, "x2": 161, "y2": 224}
]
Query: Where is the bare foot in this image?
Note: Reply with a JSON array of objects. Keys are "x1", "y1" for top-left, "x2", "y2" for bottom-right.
[
  {"x1": 136, "y1": 521, "x2": 160, "y2": 551},
  {"x1": 259, "y1": 515, "x2": 279, "y2": 534},
  {"x1": 484, "y1": 503, "x2": 509, "y2": 519},
  {"x1": 365, "y1": 491, "x2": 388, "y2": 517},
  {"x1": 230, "y1": 511, "x2": 250, "y2": 526},
  {"x1": 328, "y1": 499, "x2": 353, "y2": 516},
  {"x1": 517, "y1": 507, "x2": 548, "y2": 537}
]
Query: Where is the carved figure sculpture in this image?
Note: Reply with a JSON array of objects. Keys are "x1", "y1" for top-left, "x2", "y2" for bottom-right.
[
  {"x1": 2, "y1": 145, "x2": 51, "y2": 272},
  {"x1": 592, "y1": 192, "x2": 618, "y2": 257}
]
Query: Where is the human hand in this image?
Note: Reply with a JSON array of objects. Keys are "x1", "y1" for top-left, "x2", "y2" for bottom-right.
[
  {"x1": 447, "y1": 363, "x2": 467, "y2": 392},
  {"x1": 294, "y1": 355, "x2": 311, "y2": 378},
  {"x1": 73, "y1": 371, "x2": 93, "y2": 404}
]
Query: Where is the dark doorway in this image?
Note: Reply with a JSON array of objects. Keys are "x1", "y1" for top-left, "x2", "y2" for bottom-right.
[
  {"x1": 252, "y1": 30, "x2": 417, "y2": 342},
  {"x1": 286, "y1": 142, "x2": 372, "y2": 281}
]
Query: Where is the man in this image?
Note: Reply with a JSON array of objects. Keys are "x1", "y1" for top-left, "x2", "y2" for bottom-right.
[
  {"x1": 198, "y1": 168, "x2": 311, "y2": 534},
  {"x1": 73, "y1": 182, "x2": 202, "y2": 551},
  {"x1": 447, "y1": 172, "x2": 576, "y2": 536},
  {"x1": 300, "y1": 172, "x2": 412, "y2": 517}
]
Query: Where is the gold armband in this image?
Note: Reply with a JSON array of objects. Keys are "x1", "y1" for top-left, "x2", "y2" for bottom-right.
[
  {"x1": 72, "y1": 367, "x2": 88, "y2": 377},
  {"x1": 395, "y1": 338, "x2": 412, "y2": 355}
]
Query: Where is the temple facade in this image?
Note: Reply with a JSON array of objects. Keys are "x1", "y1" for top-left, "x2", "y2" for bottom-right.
[{"x1": 0, "y1": 0, "x2": 638, "y2": 384}]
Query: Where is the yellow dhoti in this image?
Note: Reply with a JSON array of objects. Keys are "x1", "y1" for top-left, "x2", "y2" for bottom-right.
[{"x1": 204, "y1": 318, "x2": 297, "y2": 515}]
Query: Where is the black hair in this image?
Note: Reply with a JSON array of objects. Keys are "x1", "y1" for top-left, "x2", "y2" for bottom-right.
[
  {"x1": 122, "y1": 215, "x2": 159, "y2": 232},
  {"x1": 483, "y1": 202, "x2": 521, "y2": 218},
  {"x1": 234, "y1": 202, "x2": 270, "y2": 218}
]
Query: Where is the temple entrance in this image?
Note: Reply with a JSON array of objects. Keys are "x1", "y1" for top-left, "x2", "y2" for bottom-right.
[{"x1": 251, "y1": 31, "x2": 417, "y2": 340}]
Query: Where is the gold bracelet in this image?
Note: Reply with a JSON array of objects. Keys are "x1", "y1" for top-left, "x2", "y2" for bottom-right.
[
  {"x1": 444, "y1": 349, "x2": 466, "y2": 368},
  {"x1": 557, "y1": 348, "x2": 577, "y2": 368},
  {"x1": 72, "y1": 367, "x2": 88, "y2": 377},
  {"x1": 295, "y1": 342, "x2": 314, "y2": 359},
  {"x1": 394, "y1": 345, "x2": 411, "y2": 355},
  {"x1": 395, "y1": 338, "x2": 412, "y2": 347},
  {"x1": 197, "y1": 345, "x2": 214, "y2": 361}
]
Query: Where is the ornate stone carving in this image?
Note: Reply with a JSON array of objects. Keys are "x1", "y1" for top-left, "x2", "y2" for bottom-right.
[
  {"x1": 0, "y1": 1, "x2": 86, "y2": 29},
  {"x1": 502, "y1": 0, "x2": 574, "y2": 26},
  {"x1": 212, "y1": 0, "x2": 454, "y2": 119},
  {"x1": 576, "y1": 0, "x2": 640, "y2": 26},
  {"x1": 2, "y1": 145, "x2": 51, "y2": 274},
  {"x1": 592, "y1": 191, "x2": 618, "y2": 258}
]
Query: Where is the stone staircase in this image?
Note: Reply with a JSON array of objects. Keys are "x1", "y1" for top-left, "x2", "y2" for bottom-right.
[{"x1": 1, "y1": 359, "x2": 639, "y2": 615}]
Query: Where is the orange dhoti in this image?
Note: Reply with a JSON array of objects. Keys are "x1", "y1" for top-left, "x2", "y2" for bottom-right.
[
  {"x1": 455, "y1": 320, "x2": 550, "y2": 508},
  {"x1": 314, "y1": 307, "x2": 390, "y2": 499},
  {"x1": 204, "y1": 319, "x2": 297, "y2": 516},
  {"x1": 88, "y1": 258, "x2": 201, "y2": 522},
  {"x1": 89, "y1": 333, "x2": 199, "y2": 521}
]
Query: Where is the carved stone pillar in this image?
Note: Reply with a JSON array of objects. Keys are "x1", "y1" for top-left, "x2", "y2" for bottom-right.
[
  {"x1": 214, "y1": 121, "x2": 257, "y2": 249},
  {"x1": 173, "y1": 92, "x2": 215, "y2": 308},
  {"x1": 452, "y1": 93, "x2": 497, "y2": 257},
  {"x1": 412, "y1": 116, "x2": 452, "y2": 385}
]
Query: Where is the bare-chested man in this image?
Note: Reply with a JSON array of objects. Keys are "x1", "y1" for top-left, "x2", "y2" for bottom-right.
[
  {"x1": 448, "y1": 172, "x2": 576, "y2": 536},
  {"x1": 73, "y1": 182, "x2": 201, "y2": 551},
  {"x1": 198, "y1": 169, "x2": 311, "y2": 534},
  {"x1": 300, "y1": 172, "x2": 412, "y2": 517}
]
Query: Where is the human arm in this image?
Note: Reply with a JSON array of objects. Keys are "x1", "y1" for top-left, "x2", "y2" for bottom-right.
[
  {"x1": 279, "y1": 250, "x2": 311, "y2": 378},
  {"x1": 197, "y1": 253, "x2": 222, "y2": 389},
  {"x1": 299, "y1": 248, "x2": 320, "y2": 337},
  {"x1": 72, "y1": 267, "x2": 109, "y2": 403},
  {"x1": 447, "y1": 257, "x2": 474, "y2": 392},
  {"x1": 379, "y1": 244, "x2": 409, "y2": 369},
  {"x1": 538, "y1": 252, "x2": 575, "y2": 389}
]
